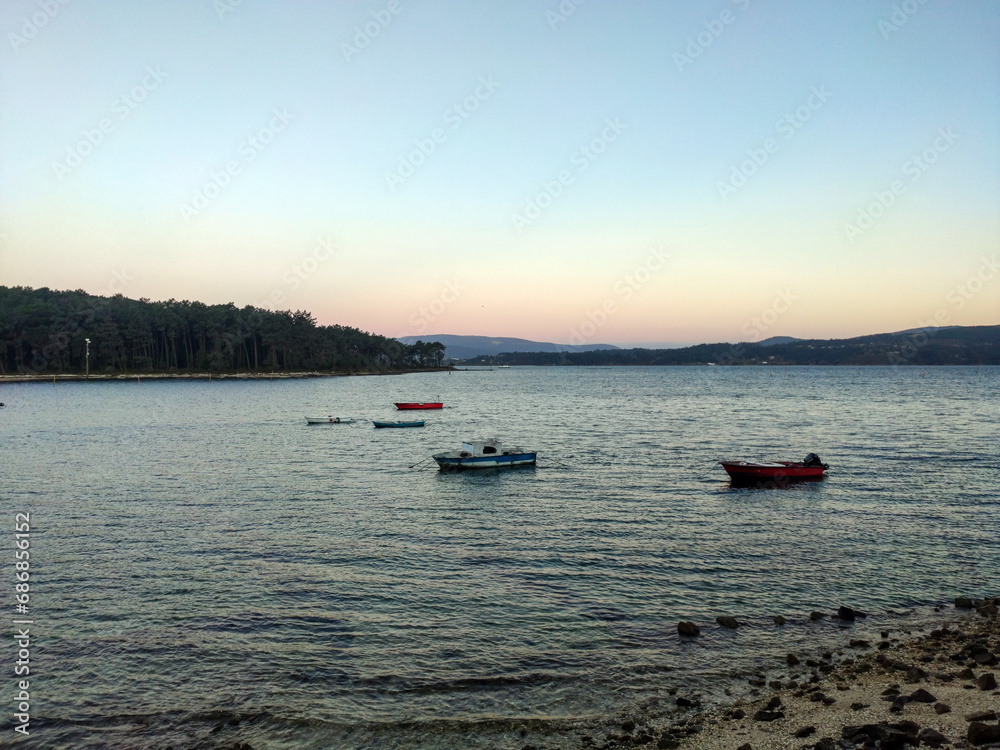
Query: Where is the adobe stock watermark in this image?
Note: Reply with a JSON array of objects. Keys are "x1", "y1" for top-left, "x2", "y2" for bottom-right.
[
  {"x1": 717, "y1": 85, "x2": 832, "y2": 200},
  {"x1": 888, "y1": 254, "x2": 998, "y2": 365},
  {"x1": 740, "y1": 289, "x2": 797, "y2": 341},
  {"x1": 843, "y1": 127, "x2": 957, "y2": 243},
  {"x1": 546, "y1": 0, "x2": 587, "y2": 31},
  {"x1": 674, "y1": 0, "x2": 751, "y2": 73},
  {"x1": 178, "y1": 108, "x2": 295, "y2": 221},
  {"x1": 340, "y1": 0, "x2": 403, "y2": 63},
  {"x1": 713, "y1": 289, "x2": 797, "y2": 365},
  {"x1": 385, "y1": 75, "x2": 500, "y2": 191},
  {"x1": 8, "y1": 0, "x2": 72, "y2": 53},
  {"x1": 568, "y1": 246, "x2": 670, "y2": 345},
  {"x1": 401, "y1": 279, "x2": 465, "y2": 335},
  {"x1": 878, "y1": 0, "x2": 930, "y2": 40},
  {"x1": 99, "y1": 267, "x2": 134, "y2": 297},
  {"x1": 51, "y1": 67, "x2": 168, "y2": 182},
  {"x1": 255, "y1": 237, "x2": 337, "y2": 311},
  {"x1": 946, "y1": 254, "x2": 999, "y2": 311},
  {"x1": 510, "y1": 117, "x2": 626, "y2": 233},
  {"x1": 214, "y1": 0, "x2": 245, "y2": 21}
]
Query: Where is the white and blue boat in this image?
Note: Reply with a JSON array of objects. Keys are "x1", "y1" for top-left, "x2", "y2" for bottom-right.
[{"x1": 432, "y1": 439, "x2": 536, "y2": 471}]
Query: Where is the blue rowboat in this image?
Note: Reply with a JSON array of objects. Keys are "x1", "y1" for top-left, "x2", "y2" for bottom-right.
[
  {"x1": 433, "y1": 439, "x2": 536, "y2": 471},
  {"x1": 373, "y1": 420, "x2": 425, "y2": 428}
]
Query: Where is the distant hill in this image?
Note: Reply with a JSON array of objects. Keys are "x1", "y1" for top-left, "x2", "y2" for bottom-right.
[
  {"x1": 466, "y1": 325, "x2": 1000, "y2": 366},
  {"x1": 759, "y1": 336, "x2": 802, "y2": 347},
  {"x1": 397, "y1": 334, "x2": 619, "y2": 361}
]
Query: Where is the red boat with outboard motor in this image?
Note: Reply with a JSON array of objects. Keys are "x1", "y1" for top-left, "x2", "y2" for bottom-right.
[
  {"x1": 720, "y1": 453, "x2": 829, "y2": 483},
  {"x1": 394, "y1": 402, "x2": 443, "y2": 410}
]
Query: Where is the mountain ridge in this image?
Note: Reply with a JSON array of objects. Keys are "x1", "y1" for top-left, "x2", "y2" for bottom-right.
[
  {"x1": 397, "y1": 334, "x2": 619, "y2": 360},
  {"x1": 454, "y1": 325, "x2": 1000, "y2": 366}
]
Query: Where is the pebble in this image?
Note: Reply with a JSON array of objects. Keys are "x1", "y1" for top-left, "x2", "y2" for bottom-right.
[
  {"x1": 976, "y1": 672, "x2": 997, "y2": 690},
  {"x1": 904, "y1": 666, "x2": 927, "y2": 683},
  {"x1": 972, "y1": 650, "x2": 998, "y2": 666},
  {"x1": 965, "y1": 710, "x2": 998, "y2": 721},
  {"x1": 968, "y1": 721, "x2": 1000, "y2": 745},
  {"x1": 918, "y1": 726, "x2": 948, "y2": 748}
]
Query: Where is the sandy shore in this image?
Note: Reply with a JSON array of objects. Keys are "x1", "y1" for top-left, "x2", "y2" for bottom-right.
[{"x1": 620, "y1": 598, "x2": 1000, "y2": 750}]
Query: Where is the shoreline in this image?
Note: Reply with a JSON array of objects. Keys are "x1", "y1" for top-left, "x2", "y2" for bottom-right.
[
  {"x1": 0, "y1": 367, "x2": 453, "y2": 384},
  {"x1": 618, "y1": 598, "x2": 1000, "y2": 750},
  {"x1": 2, "y1": 365, "x2": 994, "y2": 385}
]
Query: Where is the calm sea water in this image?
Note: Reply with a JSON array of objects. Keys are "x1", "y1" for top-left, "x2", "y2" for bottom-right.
[{"x1": 2, "y1": 366, "x2": 998, "y2": 749}]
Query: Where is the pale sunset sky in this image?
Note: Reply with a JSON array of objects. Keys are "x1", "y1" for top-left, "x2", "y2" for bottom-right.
[{"x1": 1, "y1": 0, "x2": 998, "y2": 347}]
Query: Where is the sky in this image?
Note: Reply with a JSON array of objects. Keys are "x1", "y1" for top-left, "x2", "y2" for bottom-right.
[{"x1": 1, "y1": 0, "x2": 998, "y2": 347}]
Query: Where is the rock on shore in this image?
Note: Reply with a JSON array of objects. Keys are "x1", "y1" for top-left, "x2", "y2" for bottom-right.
[{"x1": 634, "y1": 598, "x2": 1000, "y2": 750}]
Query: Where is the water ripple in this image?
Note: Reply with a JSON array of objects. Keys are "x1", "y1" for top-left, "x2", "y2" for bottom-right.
[{"x1": 4, "y1": 366, "x2": 998, "y2": 749}]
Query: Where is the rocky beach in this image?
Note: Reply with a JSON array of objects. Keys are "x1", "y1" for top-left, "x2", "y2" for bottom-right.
[{"x1": 611, "y1": 598, "x2": 1000, "y2": 750}]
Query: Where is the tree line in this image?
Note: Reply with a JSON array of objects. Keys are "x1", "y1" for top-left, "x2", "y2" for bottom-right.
[{"x1": 0, "y1": 286, "x2": 446, "y2": 375}]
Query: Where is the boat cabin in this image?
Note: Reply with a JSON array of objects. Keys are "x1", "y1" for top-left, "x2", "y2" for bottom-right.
[{"x1": 459, "y1": 439, "x2": 506, "y2": 457}]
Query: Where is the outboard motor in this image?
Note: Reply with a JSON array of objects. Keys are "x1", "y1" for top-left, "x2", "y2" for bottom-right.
[{"x1": 803, "y1": 453, "x2": 828, "y2": 468}]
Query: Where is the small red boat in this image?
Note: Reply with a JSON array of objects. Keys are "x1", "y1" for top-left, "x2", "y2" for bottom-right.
[
  {"x1": 394, "y1": 402, "x2": 443, "y2": 410},
  {"x1": 721, "y1": 453, "x2": 829, "y2": 484}
]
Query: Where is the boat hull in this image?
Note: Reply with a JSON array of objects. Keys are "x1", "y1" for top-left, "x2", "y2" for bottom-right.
[
  {"x1": 394, "y1": 402, "x2": 443, "y2": 410},
  {"x1": 721, "y1": 461, "x2": 826, "y2": 484},
  {"x1": 373, "y1": 421, "x2": 425, "y2": 428},
  {"x1": 306, "y1": 417, "x2": 354, "y2": 424},
  {"x1": 433, "y1": 452, "x2": 537, "y2": 471}
]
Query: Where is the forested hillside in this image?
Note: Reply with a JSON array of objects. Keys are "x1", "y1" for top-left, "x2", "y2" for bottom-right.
[
  {"x1": 462, "y1": 326, "x2": 1000, "y2": 367},
  {"x1": 0, "y1": 286, "x2": 445, "y2": 375}
]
